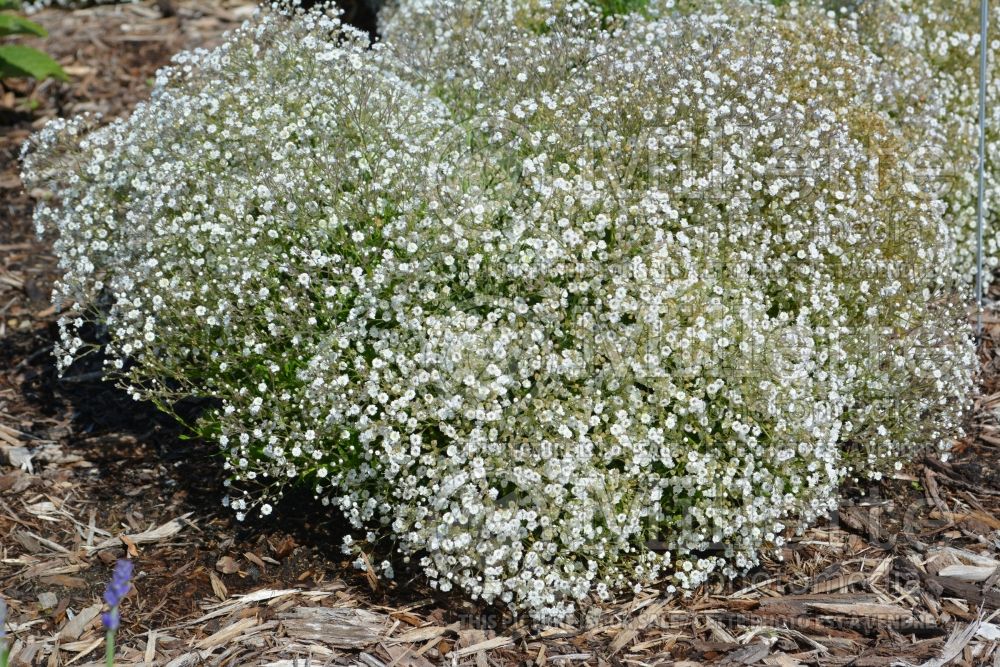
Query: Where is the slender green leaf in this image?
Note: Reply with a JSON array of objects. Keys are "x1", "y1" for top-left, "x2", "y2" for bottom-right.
[
  {"x1": 0, "y1": 45, "x2": 66, "y2": 81},
  {"x1": 0, "y1": 13, "x2": 46, "y2": 37}
]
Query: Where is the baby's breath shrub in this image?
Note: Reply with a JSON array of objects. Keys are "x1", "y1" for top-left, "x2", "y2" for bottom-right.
[
  {"x1": 383, "y1": 0, "x2": 976, "y2": 477},
  {"x1": 25, "y1": 0, "x2": 974, "y2": 622},
  {"x1": 23, "y1": 5, "x2": 470, "y2": 498}
]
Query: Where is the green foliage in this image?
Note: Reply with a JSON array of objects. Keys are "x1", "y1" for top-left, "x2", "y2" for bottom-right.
[
  {"x1": 0, "y1": 44, "x2": 66, "y2": 80},
  {"x1": 0, "y1": 7, "x2": 66, "y2": 82},
  {"x1": 0, "y1": 13, "x2": 45, "y2": 36},
  {"x1": 591, "y1": 0, "x2": 649, "y2": 15}
]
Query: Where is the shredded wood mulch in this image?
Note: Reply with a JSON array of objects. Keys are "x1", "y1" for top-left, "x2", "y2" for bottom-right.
[{"x1": 2, "y1": 3, "x2": 1000, "y2": 665}]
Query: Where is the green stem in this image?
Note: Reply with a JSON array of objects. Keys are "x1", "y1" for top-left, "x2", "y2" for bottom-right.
[
  {"x1": 105, "y1": 629, "x2": 116, "y2": 667},
  {"x1": 1, "y1": 643, "x2": 8, "y2": 667}
]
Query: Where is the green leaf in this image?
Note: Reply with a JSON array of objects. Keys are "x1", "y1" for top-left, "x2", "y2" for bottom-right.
[
  {"x1": 0, "y1": 44, "x2": 66, "y2": 81},
  {"x1": 0, "y1": 13, "x2": 46, "y2": 37},
  {"x1": 0, "y1": 0, "x2": 23, "y2": 10}
]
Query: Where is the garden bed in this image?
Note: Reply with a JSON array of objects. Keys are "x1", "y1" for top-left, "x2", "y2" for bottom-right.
[{"x1": 2, "y1": 2, "x2": 1000, "y2": 665}]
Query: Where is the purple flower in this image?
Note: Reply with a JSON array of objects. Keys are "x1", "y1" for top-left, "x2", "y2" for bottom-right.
[
  {"x1": 101, "y1": 559, "x2": 133, "y2": 632},
  {"x1": 100, "y1": 609, "x2": 119, "y2": 632},
  {"x1": 1, "y1": 597, "x2": 7, "y2": 666}
]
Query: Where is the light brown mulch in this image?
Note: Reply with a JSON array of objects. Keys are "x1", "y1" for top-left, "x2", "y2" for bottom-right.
[{"x1": 3, "y1": 3, "x2": 1000, "y2": 665}]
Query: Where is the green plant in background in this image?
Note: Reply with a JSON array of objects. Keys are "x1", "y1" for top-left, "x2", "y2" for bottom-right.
[{"x1": 0, "y1": 0, "x2": 65, "y2": 82}]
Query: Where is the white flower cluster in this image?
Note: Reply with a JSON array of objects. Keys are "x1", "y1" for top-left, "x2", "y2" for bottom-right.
[
  {"x1": 24, "y1": 0, "x2": 975, "y2": 622},
  {"x1": 846, "y1": 0, "x2": 1000, "y2": 287},
  {"x1": 655, "y1": 0, "x2": 1000, "y2": 286}
]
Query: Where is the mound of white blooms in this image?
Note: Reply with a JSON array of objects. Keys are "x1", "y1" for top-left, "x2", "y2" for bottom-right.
[
  {"x1": 382, "y1": 0, "x2": 975, "y2": 484},
  {"x1": 24, "y1": 0, "x2": 975, "y2": 622}
]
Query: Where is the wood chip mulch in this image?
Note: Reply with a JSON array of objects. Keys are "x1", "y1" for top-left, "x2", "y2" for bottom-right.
[{"x1": 2, "y1": 3, "x2": 1000, "y2": 665}]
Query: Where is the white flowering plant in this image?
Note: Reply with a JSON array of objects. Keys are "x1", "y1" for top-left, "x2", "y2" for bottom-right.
[{"x1": 23, "y1": 0, "x2": 975, "y2": 622}]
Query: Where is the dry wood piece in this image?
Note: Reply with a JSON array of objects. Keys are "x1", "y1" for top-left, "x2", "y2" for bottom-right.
[
  {"x1": 937, "y1": 564, "x2": 999, "y2": 582},
  {"x1": 215, "y1": 555, "x2": 239, "y2": 574},
  {"x1": 451, "y1": 635, "x2": 514, "y2": 658},
  {"x1": 193, "y1": 616, "x2": 262, "y2": 650},
  {"x1": 894, "y1": 618, "x2": 982, "y2": 667},
  {"x1": 277, "y1": 606, "x2": 389, "y2": 648},
  {"x1": 86, "y1": 513, "x2": 192, "y2": 553},
  {"x1": 163, "y1": 652, "x2": 202, "y2": 667},
  {"x1": 387, "y1": 624, "x2": 454, "y2": 644},
  {"x1": 811, "y1": 572, "x2": 866, "y2": 594},
  {"x1": 803, "y1": 602, "x2": 912, "y2": 621},
  {"x1": 208, "y1": 570, "x2": 228, "y2": 601},
  {"x1": 382, "y1": 644, "x2": 438, "y2": 667},
  {"x1": 57, "y1": 603, "x2": 102, "y2": 641}
]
